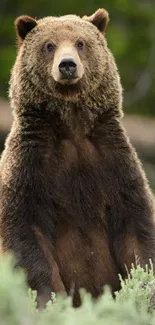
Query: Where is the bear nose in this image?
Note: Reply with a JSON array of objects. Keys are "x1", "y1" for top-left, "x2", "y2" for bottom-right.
[{"x1": 59, "y1": 59, "x2": 77, "y2": 79}]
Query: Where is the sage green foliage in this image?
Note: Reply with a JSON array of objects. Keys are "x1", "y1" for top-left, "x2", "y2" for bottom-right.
[
  {"x1": 116, "y1": 261, "x2": 155, "y2": 311},
  {"x1": 1, "y1": 254, "x2": 155, "y2": 324},
  {"x1": 1, "y1": 0, "x2": 155, "y2": 116}
]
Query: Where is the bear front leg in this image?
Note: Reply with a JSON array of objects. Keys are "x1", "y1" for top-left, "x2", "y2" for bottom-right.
[
  {"x1": 0, "y1": 214, "x2": 52, "y2": 307},
  {"x1": 107, "y1": 180, "x2": 155, "y2": 277},
  {"x1": 0, "y1": 165, "x2": 56, "y2": 308},
  {"x1": 102, "y1": 142, "x2": 155, "y2": 279}
]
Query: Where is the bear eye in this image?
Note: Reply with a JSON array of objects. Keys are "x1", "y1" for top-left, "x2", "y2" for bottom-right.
[
  {"x1": 45, "y1": 42, "x2": 55, "y2": 53},
  {"x1": 76, "y1": 40, "x2": 85, "y2": 50}
]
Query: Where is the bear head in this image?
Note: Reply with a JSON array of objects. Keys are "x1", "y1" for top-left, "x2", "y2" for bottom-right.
[{"x1": 10, "y1": 9, "x2": 123, "y2": 127}]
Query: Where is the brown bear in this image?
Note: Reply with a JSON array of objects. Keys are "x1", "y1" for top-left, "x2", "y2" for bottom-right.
[{"x1": 0, "y1": 8, "x2": 155, "y2": 308}]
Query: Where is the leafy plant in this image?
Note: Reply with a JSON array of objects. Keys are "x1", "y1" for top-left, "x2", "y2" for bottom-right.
[{"x1": 1, "y1": 253, "x2": 155, "y2": 325}]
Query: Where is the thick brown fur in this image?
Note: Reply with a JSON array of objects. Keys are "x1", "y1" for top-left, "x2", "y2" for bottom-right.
[{"x1": 0, "y1": 9, "x2": 155, "y2": 307}]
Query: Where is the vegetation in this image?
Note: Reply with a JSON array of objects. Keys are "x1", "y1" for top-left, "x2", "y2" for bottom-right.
[
  {"x1": 1, "y1": 253, "x2": 155, "y2": 325},
  {"x1": 1, "y1": 0, "x2": 155, "y2": 116}
]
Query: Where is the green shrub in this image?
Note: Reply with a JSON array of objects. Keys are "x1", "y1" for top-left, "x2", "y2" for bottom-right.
[{"x1": 1, "y1": 253, "x2": 155, "y2": 325}]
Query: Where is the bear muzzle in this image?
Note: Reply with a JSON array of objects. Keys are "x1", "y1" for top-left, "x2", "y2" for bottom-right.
[
  {"x1": 59, "y1": 58, "x2": 77, "y2": 79},
  {"x1": 57, "y1": 57, "x2": 82, "y2": 85},
  {"x1": 52, "y1": 45, "x2": 84, "y2": 85}
]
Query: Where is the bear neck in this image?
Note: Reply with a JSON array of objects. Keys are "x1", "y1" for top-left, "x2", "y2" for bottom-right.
[{"x1": 11, "y1": 86, "x2": 123, "y2": 139}]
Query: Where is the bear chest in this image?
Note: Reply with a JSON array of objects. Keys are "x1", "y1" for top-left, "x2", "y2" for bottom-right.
[{"x1": 49, "y1": 138, "x2": 106, "y2": 221}]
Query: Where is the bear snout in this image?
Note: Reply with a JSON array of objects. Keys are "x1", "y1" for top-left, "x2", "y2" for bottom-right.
[
  {"x1": 59, "y1": 58, "x2": 77, "y2": 79},
  {"x1": 52, "y1": 44, "x2": 84, "y2": 85}
]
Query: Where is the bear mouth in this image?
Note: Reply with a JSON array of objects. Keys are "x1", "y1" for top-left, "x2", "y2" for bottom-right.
[
  {"x1": 58, "y1": 77, "x2": 80, "y2": 85},
  {"x1": 54, "y1": 79, "x2": 82, "y2": 97}
]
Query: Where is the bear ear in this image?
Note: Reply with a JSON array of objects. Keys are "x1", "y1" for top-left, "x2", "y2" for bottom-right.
[
  {"x1": 15, "y1": 15, "x2": 37, "y2": 46},
  {"x1": 83, "y1": 8, "x2": 109, "y2": 33}
]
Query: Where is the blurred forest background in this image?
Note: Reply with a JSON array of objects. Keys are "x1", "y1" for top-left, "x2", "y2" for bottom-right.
[{"x1": 0, "y1": 0, "x2": 155, "y2": 189}]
